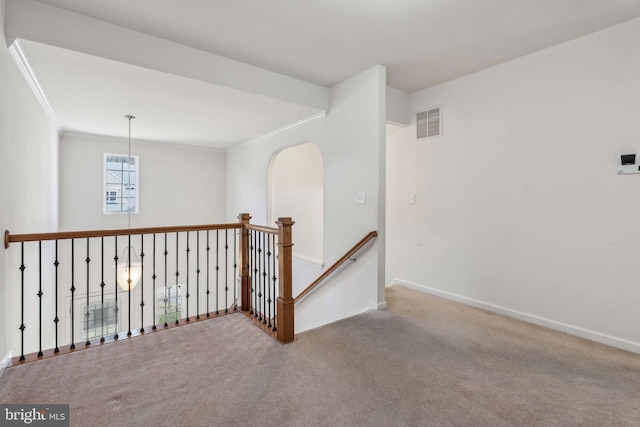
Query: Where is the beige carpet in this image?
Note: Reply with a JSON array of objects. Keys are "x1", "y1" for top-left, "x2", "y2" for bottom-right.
[{"x1": 1, "y1": 285, "x2": 639, "y2": 426}]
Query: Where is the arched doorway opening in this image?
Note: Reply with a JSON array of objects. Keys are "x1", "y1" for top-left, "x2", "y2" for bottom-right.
[{"x1": 268, "y1": 142, "x2": 323, "y2": 266}]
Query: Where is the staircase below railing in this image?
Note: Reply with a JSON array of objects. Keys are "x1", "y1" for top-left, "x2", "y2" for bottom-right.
[
  {"x1": 3, "y1": 213, "x2": 295, "y2": 364},
  {"x1": 294, "y1": 231, "x2": 377, "y2": 304}
]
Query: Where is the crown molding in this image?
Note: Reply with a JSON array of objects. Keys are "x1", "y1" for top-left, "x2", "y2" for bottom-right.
[{"x1": 8, "y1": 39, "x2": 59, "y2": 130}]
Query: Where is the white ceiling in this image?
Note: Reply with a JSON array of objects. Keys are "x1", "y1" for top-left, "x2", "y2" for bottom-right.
[
  {"x1": 33, "y1": 0, "x2": 640, "y2": 91},
  {"x1": 19, "y1": 40, "x2": 321, "y2": 147},
  {"x1": 12, "y1": 0, "x2": 640, "y2": 147}
]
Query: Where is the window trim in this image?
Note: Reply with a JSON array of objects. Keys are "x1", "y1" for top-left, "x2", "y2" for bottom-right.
[{"x1": 103, "y1": 153, "x2": 139, "y2": 215}]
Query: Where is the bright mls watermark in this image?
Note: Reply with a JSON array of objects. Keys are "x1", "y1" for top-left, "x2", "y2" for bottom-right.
[{"x1": 0, "y1": 405, "x2": 68, "y2": 426}]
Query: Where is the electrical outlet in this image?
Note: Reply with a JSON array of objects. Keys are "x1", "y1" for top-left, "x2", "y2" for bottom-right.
[
  {"x1": 409, "y1": 194, "x2": 416, "y2": 204},
  {"x1": 356, "y1": 192, "x2": 366, "y2": 205}
]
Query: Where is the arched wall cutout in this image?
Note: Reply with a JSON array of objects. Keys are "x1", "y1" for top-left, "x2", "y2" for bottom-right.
[{"x1": 268, "y1": 142, "x2": 323, "y2": 267}]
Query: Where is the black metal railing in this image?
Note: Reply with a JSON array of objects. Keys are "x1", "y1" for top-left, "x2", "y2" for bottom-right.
[
  {"x1": 5, "y1": 224, "x2": 240, "y2": 363},
  {"x1": 4, "y1": 214, "x2": 296, "y2": 364},
  {"x1": 248, "y1": 227, "x2": 279, "y2": 332}
]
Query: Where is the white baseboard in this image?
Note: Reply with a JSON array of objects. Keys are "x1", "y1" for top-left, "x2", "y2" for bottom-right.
[
  {"x1": 370, "y1": 300, "x2": 387, "y2": 311},
  {"x1": 390, "y1": 279, "x2": 640, "y2": 355},
  {"x1": 0, "y1": 351, "x2": 12, "y2": 379}
]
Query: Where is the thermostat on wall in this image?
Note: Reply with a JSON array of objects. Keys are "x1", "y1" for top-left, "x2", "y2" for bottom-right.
[{"x1": 616, "y1": 154, "x2": 640, "y2": 175}]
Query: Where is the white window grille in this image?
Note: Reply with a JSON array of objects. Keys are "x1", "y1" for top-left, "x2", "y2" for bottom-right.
[{"x1": 104, "y1": 153, "x2": 139, "y2": 214}]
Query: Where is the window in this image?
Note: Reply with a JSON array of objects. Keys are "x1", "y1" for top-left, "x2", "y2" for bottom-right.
[
  {"x1": 157, "y1": 285, "x2": 183, "y2": 324},
  {"x1": 81, "y1": 300, "x2": 118, "y2": 339},
  {"x1": 104, "y1": 153, "x2": 139, "y2": 214},
  {"x1": 106, "y1": 191, "x2": 117, "y2": 204}
]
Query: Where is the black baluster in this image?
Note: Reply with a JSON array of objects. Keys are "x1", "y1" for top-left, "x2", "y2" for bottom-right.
[
  {"x1": 267, "y1": 235, "x2": 272, "y2": 328},
  {"x1": 233, "y1": 228, "x2": 237, "y2": 311},
  {"x1": 257, "y1": 232, "x2": 262, "y2": 321},
  {"x1": 70, "y1": 239, "x2": 76, "y2": 349},
  {"x1": 196, "y1": 231, "x2": 200, "y2": 319},
  {"x1": 152, "y1": 234, "x2": 157, "y2": 330},
  {"x1": 100, "y1": 237, "x2": 105, "y2": 343},
  {"x1": 19, "y1": 242, "x2": 25, "y2": 361},
  {"x1": 85, "y1": 238, "x2": 91, "y2": 346},
  {"x1": 186, "y1": 232, "x2": 190, "y2": 322},
  {"x1": 253, "y1": 230, "x2": 258, "y2": 318},
  {"x1": 175, "y1": 232, "x2": 179, "y2": 324},
  {"x1": 114, "y1": 237, "x2": 119, "y2": 340},
  {"x1": 225, "y1": 229, "x2": 229, "y2": 313},
  {"x1": 140, "y1": 235, "x2": 145, "y2": 333},
  {"x1": 248, "y1": 230, "x2": 252, "y2": 316},
  {"x1": 250, "y1": 230, "x2": 254, "y2": 315},
  {"x1": 272, "y1": 235, "x2": 277, "y2": 332},
  {"x1": 54, "y1": 240, "x2": 60, "y2": 352},
  {"x1": 262, "y1": 232, "x2": 267, "y2": 324},
  {"x1": 206, "y1": 231, "x2": 210, "y2": 317},
  {"x1": 127, "y1": 234, "x2": 132, "y2": 337},
  {"x1": 38, "y1": 241, "x2": 43, "y2": 357},
  {"x1": 164, "y1": 233, "x2": 168, "y2": 327},
  {"x1": 215, "y1": 230, "x2": 219, "y2": 315}
]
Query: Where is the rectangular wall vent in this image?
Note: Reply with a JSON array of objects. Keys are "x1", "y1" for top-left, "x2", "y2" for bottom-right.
[{"x1": 417, "y1": 106, "x2": 442, "y2": 139}]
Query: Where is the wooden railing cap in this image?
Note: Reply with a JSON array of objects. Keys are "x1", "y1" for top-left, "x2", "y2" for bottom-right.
[
  {"x1": 276, "y1": 217, "x2": 295, "y2": 225},
  {"x1": 4, "y1": 223, "x2": 242, "y2": 247}
]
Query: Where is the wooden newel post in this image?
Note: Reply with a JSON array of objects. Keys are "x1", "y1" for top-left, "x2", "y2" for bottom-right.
[
  {"x1": 238, "y1": 213, "x2": 252, "y2": 312},
  {"x1": 276, "y1": 217, "x2": 295, "y2": 343}
]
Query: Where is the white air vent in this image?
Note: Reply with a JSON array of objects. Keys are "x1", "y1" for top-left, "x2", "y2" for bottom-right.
[{"x1": 417, "y1": 106, "x2": 442, "y2": 139}]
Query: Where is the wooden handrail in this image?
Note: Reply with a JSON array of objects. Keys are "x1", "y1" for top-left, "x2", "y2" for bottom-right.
[
  {"x1": 294, "y1": 231, "x2": 377, "y2": 304},
  {"x1": 245, "y1": 224, "x2": 278, "y2": 235},
  {"x1": 4, "y1": 223, "x2": 242, "y2": 248}
]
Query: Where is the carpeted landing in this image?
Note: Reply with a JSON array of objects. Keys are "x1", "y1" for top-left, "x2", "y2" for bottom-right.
[{"x1": 1, "y1": 285, "x2": 639, "y2": 426}]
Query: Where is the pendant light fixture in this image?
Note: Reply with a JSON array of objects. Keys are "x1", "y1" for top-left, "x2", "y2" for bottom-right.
[{"x1": 115, "y1": 114, "x2": 142, "y2": 291}]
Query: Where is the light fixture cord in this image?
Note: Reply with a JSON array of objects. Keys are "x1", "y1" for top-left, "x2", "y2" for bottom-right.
[
  {"x1": 128, "y1": 116, "x2": 131, "y2": 230},
  {"x1": 126, "y1": 115, "x2": 135, "y2": 230}
]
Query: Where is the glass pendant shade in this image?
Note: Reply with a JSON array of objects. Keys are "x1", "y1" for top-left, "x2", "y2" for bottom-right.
[{"x1": 115, "y1": 246, "x2": 142, "y2": 291}]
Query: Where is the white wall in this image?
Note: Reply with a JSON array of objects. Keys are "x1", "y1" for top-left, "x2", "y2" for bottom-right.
[
  {"x1": 228, "y1": 66, "x2": 386, "y2": 333},
  {"x1": 270, "y1": 142, "x2": 323, "y2": 264},
  {"x1": 386, "y1": 86, "x2": 410, "y2": 126},
  {"x1": 0, "y1": 0, "x2": 59, "y2": 360},
  {"x1": 59, "y1": 133, "x2": 226, "y2": 230},
  {"x1": 387, "y1": 17, "x2": 640, "y2": 353},
  {"x1": 1, "y1": 132, "x2": 228, "y2": 356}
]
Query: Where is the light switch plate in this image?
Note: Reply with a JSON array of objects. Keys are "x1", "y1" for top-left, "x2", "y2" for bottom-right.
[{"x1": 356, "y1": 192, "x2": 366, "y2": 204}]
